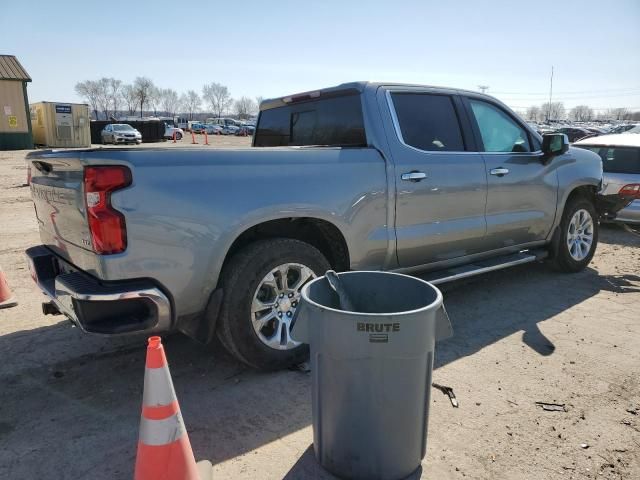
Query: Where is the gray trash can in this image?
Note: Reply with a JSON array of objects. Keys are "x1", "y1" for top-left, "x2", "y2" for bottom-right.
[{"x1": 292, "y1": 271, "x2": 453, "y2": 480}]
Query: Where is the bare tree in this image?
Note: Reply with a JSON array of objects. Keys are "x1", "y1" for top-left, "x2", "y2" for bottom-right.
[
  {"x1": 75, "y1": 80, "x2": 101, "y2": 119},
  {"x1": 234, "y1": 96, "x2": 257, "y2": 119},
  {"x1": 525, "y1": 105, "x2": 541, "y2": 122},
  {"x1": 95, "y1": 78, "x2": 111, "y2": 119},
  {"x1": 255, "y1": 96, "x2": 264, "y2": 109},
  {"x1": 121, "y1": 84, "x2": 138, "y2": 115},
  {"x1": 181, "y1": 90, "x2": 201, "y2": 120},
  {"x1": 147, "y1": 86, "x2": 162, "y2": 116},
  {"x1": 607, "y1": 107, "x2": 630, "y2": 121},
  {"x1": 160, "y1": 88, "x2": 180, "y2": 117},
  {"x1": 133, "y1": 77, "x2": 155, "y2": 118},
  {"x1": 569, "y1": 105, "x2": 594, "y2": 122},
  {"x1": 544, "y1": 101, "x2": 565, "y2": 121},
  {"x1": 108, "y1": 78, "x2": 122, "y2": 117},
  {"x1": 202, "y1": 82, "x2": 232, "y2": 118}
]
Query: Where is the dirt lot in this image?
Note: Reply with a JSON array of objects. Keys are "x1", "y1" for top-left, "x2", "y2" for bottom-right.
[{"x1": 1, "y1": 140, "x2": 639, "y2": 479}]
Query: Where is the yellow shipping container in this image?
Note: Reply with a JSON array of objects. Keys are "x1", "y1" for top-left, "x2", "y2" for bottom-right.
[{"x1": 30, "y1": 102, "x2": 90, "y2": 148}]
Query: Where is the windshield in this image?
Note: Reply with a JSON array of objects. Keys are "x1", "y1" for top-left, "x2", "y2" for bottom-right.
[{"x1": 113, "y1": 124, "x2": 134, "y2": 131}]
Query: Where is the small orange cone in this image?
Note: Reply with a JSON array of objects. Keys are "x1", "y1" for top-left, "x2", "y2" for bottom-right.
[
  {"x1": 204, "y1": 130, "x2": 209, "y2": 145},
  {"x1": 172, "y1": 131, "x2": 177, "y2": 143},
  {"x1": 134, "y1": 337, "x2": 201, "y2": 480},
  {"x1": 191, "y1": 132, "x2": 198, "y2": 144},
  {"x1": 0, "y1": 266, "x2": 17, "y2": 309}
]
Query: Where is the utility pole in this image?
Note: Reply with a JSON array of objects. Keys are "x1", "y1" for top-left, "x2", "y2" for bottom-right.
[
  {"x1": 547, "y1": 66, "x2": 554, "y2": 122},
  {"x1": 478, "y1": 85, "x2": 489, "y2": 94}
]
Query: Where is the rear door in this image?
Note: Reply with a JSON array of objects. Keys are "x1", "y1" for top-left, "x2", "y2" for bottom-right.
[
  {"x1": 462, "y1": 97, "x2": 557, "y2": 249},
  {"x1": 380, "y1": 88, "x2": 489, "y2": 267}
]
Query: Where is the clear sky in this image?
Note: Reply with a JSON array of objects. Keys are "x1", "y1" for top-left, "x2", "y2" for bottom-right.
[{"x1": 2, "y1": 0, "x2": 639, "y2": 113}]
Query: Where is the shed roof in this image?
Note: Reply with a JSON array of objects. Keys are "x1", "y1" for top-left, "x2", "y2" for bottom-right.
[{"x1": 0, "y1": 55, "x2": 31, "y2": 82}]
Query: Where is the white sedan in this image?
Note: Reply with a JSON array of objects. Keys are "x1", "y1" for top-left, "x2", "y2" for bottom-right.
[
  {"x1": 164, "y1": 124, "x2": 184, "y2": 140},
  {"x1": 101, "y1": 124, "x2": 142, "y2": 144}
]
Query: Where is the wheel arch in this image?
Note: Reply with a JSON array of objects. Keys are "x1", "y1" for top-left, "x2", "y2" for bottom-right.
[
  {"x1": 179, "y1": 216, "x2": 351, "y2": 344},
  {"x1": 548, "y1": 183, "x2": 599, "y2": 260},
  {"x1": 182, "y1": 216, "x2": 349, "y2": 347},
  {"x1": 220, "y1": 217, "x2": 350, "y2": 281}
]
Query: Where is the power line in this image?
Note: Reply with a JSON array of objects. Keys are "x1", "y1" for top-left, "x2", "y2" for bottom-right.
[{"x1": 491, "y1": 87, "x2": 640, "y2": 95}]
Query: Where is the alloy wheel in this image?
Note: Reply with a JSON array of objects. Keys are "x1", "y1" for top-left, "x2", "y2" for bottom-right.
[
  {"x1": 567, "y1": 208, "x2": 594, "y2": 261},
  {"x1": 251, "y1": 263, "x2": 316, "y2": 350}
]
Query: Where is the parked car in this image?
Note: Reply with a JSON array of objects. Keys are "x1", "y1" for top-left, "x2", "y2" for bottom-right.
[
  {"x1": 221, "y1": 125, "x2": 239, "y2": 135},
  {"x1": 554, "y1": 126, "x2": 594, "y2": 143},
  {"x1": 209, "y1": 117, "x2": 241, "y2": 134},
  {"x1": 609, "y1": 124, "x2": 638, "y2": 134},
  {"x1": 164, "y1": 123, "x2": 184, "y2": 140},
  {"x1": 190, "y1": 123, "x2": 206, "y2": 134},
  {"x1": 101, "y1": 124, "x2": 142, "y2": 144},
  {"x1": 575, "y1": 133, "x2": 640, "y2": 224},
  {"x1": 204, "y1": 124, "x2": 223, "y2": 135},
  {"x1": 235, "y1": 125, "x2": 255, "y2": 136},
  {"x1": 26, "y1": 81, "x2": 630, "y2": 370}
]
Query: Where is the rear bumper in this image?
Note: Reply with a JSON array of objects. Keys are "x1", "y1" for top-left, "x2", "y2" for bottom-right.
[
  {"x1": 615, "y1": 200, "x2": 640, "y2": 224},
  {"x1": 25, "y1": 245, "x2": 172, "y2": 335}
]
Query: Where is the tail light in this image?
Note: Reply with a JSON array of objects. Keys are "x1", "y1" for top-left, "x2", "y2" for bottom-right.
[
  {"x1": 619, "y1": 184, "x2": 640, "y2": 200},
  {"x1": 84, "y1": 166, "x2": 131, "y2": 254}
]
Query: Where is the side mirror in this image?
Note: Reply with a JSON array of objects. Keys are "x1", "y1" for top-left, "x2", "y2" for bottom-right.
[{"x1": 542, "y1": 133, "x2": 569, "y2": 158}]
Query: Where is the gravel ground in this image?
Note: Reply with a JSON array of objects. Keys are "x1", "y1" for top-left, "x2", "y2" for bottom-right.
[{"x1": 1, "y1": 142, "x2": 639, "y2": 480}]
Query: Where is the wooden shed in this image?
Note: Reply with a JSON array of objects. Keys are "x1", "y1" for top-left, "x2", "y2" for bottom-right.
[{"x1": 0, "y1": 55, "x2": 33, "y2": 150}]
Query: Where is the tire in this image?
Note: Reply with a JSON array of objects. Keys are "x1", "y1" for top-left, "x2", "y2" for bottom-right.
[
  {"x1": 550, "y1": 196, "x2": 599, "y2": 272},
  {"x1": 175, "y1": 132, "x2": 183, "y2": 141},
  {"x1": 216, "y1": 238, "x2": 331, "y2": 370}
]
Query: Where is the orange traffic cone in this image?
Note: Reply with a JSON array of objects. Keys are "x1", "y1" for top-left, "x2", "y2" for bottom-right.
[
  {"x1": 191, "y1": 132, "x2": 198, "y2": 144},
  {"x1": 172, "y1": 131, "x2": 177, "y2": 143},
  {"x1": 134, "y1": 337, "x2": 203, "y2": 480},
  {"x1": 204, "y1": 130, "x2": 209, "y2": 145},
  {"x1": 0, "y1": 266, "x2": 17, "y2": 309}
]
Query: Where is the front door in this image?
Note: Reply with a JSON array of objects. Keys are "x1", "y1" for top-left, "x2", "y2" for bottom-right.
[
  {"x1": 463, "y1": 97, "x2": 558, "y2": 249},
  {"x1": 380, "y1": 89, "x2": 489, "y2": 267}
]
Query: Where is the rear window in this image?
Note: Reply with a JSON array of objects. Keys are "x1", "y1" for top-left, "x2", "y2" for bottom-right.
[
  {"x1": 576, "y1": 145, "x2": 640, "y2": 174},
  {"x1": 254, "y1": 93, "x2": 366, "y2": 147}
]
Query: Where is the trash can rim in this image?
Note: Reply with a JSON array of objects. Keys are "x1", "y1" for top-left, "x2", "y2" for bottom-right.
[{"x1": 301, "y1": 270, "x2": 443, "y2": 317}]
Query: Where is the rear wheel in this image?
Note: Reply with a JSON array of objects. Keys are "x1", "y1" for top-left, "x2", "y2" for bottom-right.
[
  {"x1": 550, "y1": 197, "x2": 598, "y2": 272},
  {"x1": 216, "y1": 238, "x2": 330, "y2": 370},
  {"x1": 175, "y1": 132, "x2": 183, "y2": 140}
]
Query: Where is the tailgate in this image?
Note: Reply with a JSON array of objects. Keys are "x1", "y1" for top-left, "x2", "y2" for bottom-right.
[{"x1": 28, "y1": 153, "x2": 92, "y2": 262}]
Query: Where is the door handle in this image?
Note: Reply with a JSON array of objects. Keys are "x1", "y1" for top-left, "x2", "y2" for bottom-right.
[
  {"x1": 490, "y1": 167, "x2": 510, "y2": 176},
  {"x1": 401, "y1": 171, "x2": 427, "y2": 182}
]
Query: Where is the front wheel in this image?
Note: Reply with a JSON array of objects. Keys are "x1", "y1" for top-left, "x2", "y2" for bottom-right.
[
  {"x1": 550, "y1": 197, "x2": 598, "y2": 272},
  {"x1": 175, "y1": 132, "x2": 183, "y2": 140},
  {"x1": 216, "y1": 238, "x2": 331, "y2": 370}
]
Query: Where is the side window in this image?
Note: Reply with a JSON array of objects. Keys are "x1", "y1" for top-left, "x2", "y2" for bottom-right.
[
  {"x1": 469, "y1": 100, "x2": 531, "y2": 153},
  {"x1": 390, "y1": 93, "x2": 465, "y2": 151}
]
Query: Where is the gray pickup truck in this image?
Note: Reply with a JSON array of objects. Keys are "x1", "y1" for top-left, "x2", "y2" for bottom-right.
[{"x1": 25, "y1": 82, "x2": 630, "y2": 370}]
